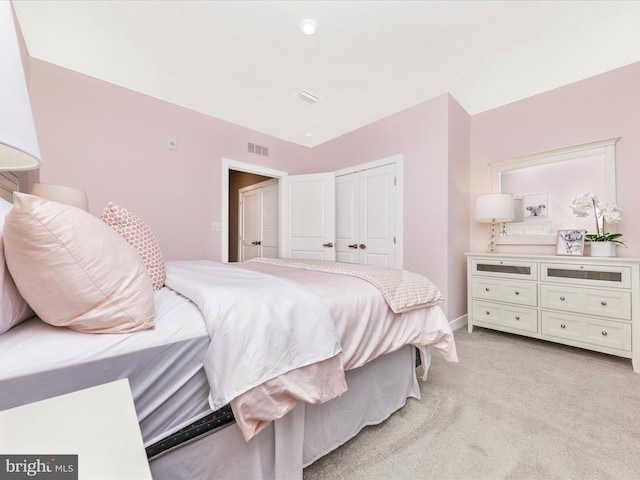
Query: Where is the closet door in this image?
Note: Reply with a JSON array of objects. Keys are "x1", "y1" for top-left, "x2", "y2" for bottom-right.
[
  {"x1": 239, "y1": 179, "x2": 278, "y2": 261},
  {"x1": 336, "y1": 163, "x2": 397, "y2": 267},
  {"x1": 359, "y1": 163, "x2": 396, "y2": 267},
  {"x1": 335, "y1": 172, "x2": 359, "y2": 263},
  {"x1": 279, "y1": 172, "x2": 336, "y2": 260}
]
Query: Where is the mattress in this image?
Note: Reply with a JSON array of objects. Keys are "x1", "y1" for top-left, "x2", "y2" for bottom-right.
[{"x1": 0, "y1": 287, "x2": 212, "y2": 446}]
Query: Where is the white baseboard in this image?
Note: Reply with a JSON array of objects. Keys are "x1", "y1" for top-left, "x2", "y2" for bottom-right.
[{"x1": 449, "y1": 314, "x2": 467, "y2": 331}]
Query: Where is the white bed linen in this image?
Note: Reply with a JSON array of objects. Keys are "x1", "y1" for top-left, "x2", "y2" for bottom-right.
[
  {"x1": 0, "y1": 287, "x2": 211, "y2": 446},
  {"x1": 240, "y1": 261, "x2": 458, "y2": 371},
  {"x1": 212, "y1": 261, "x2": 457, "y2": 442},
  {"x1": 164, "y1": 261, "x2": 346, "y2": 411}
]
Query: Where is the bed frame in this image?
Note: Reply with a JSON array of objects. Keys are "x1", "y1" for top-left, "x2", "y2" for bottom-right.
[
  {"x1": 150, "y1": 345, "x2": 422, "y2": 479},
  {"x1": 145, "y1": 349, "x2": 422, "y2": 462}
]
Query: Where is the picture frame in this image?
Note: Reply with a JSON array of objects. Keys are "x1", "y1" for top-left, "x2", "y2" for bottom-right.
[
  {"x1": 523, "y1": 193, "x2": 548, "y2": 219},
  {"x1": 556, "y1": 229, "x2": 586, "y2": 256}
]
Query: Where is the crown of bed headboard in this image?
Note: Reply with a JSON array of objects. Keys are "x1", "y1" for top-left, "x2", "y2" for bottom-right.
[{"x1": 0, "y1": 171, "x2": 19, "y2": 203}]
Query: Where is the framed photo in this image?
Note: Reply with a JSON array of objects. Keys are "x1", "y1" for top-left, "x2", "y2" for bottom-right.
[
  {"x1": 523, "y1": 193, "x2": 548, "y2": 218},
  {"x1": 556, "y1": 229, "x2": 586, "y2": 256}
]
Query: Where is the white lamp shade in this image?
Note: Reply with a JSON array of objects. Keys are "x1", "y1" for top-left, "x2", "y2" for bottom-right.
[
  {"x1": 475, "y1": 193, "x2": 515, "y2": 223},
  {"x1": 0, "y1": 2, "x2": 42, "y2": 171},
  {"x1": 31, "y1": 183, "x2": 89, "y2": 211}
]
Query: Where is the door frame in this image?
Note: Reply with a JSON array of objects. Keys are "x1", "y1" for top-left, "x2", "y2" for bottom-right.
[
  {"x1": 221, "y1": 158, "x2": 287, "y2": 263},
  {"x1": 335, "y1": 154, "x2": 404, "y2": 268}
]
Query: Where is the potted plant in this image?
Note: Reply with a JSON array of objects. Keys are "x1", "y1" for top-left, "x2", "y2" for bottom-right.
[{"x1": 569, "y1": 193, "x2": 626, "y2": 257}]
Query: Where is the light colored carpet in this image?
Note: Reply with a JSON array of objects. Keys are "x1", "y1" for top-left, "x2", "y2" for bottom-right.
[{"x1": 303, "y1": 327, "x2": 640, "y2": 480}]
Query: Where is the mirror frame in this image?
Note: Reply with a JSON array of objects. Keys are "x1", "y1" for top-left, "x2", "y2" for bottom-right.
[{"x1": 492, "y1": 136, "x2": 619, "y2": 245}]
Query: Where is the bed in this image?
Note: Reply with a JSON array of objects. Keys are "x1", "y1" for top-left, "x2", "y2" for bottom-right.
[{"x1": 0, "y1": 192, "x2": 458, "y2": 479}]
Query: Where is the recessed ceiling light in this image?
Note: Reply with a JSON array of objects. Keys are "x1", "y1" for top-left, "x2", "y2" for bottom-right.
[{"x1": 300, "y1": 19, "x2": 317, "y2": 35}]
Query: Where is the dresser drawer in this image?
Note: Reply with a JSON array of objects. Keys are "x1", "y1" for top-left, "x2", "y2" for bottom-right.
[
  {"x1": 541, "y1": 311, "x2": 631, "y2": 351},
  {"x1": 541, "y1": 262, "x2": 631, "y2": 288},
  {"x1": 540, "y1": 284, "x2": 631, "y2": 320},
  {"x1": 472, "y1": 277, "x2": 537, "y2": 306},
  {"x1": 472, "y1": 300, "x2": 538, "y2": 333},
  {"x1": 471, "y1": 259, "x2": 537, "y2": 280}
]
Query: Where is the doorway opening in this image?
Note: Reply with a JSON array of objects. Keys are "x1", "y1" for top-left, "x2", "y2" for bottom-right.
[
  {"x1": 221, "y1": 158, "x2": 287, "y2": 263},
  {"x1": 229, "y1": 171, "x2": 274, "y2": 262}
]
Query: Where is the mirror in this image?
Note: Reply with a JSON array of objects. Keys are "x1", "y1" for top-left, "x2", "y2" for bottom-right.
[{"x1": 492, "y1": 137, "x2": 619, "y2": 245}]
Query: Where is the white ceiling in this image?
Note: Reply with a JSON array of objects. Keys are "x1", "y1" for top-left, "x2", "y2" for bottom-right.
[{"x1": 12, "y1": 0, "x2": 640, "y2": 147}]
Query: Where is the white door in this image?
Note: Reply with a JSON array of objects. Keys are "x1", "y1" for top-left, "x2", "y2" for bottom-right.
[
  {"x1": 239, "y1": 188, "x2": 260, "y2": 261},
  {"x1": 335, "y1": 173, "x2": 359, "y2": 263},
  {"x1": 239, "y1": 179, "x2": 278, "y2": 261},
  {"x1": 260, "y1": 182, "x2": 279, "y2": 258},
  {"x1": 279, "y1": 172, "x2": 336, "y2": 260},
  {"x1": 336, "y1": 163, "x2": 397, "y2": 267}
]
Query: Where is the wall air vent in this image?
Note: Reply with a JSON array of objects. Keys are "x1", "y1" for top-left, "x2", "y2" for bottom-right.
[
  {"x1": 248, "y1": 143, "x2": 269, "y2": 157},
  {"x1": 295, "y1": 89, "x2": 322, "y2": 104}
]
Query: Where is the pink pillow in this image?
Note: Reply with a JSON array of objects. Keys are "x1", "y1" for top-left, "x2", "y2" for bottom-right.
[
  {"x1": 3, "y1": 193, "x2": 155, "y2": 334},
  {"x1": 101, "y1": 203, "x2": 166, "y2": 290},
  {"x1": 0, "y1": 197, "x2": 33, "y2": 334}
]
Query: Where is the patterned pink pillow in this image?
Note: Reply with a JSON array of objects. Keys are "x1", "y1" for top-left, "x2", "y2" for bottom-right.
[{"x1": 102, "y1": 203, "x2": 166, "y2": 290}]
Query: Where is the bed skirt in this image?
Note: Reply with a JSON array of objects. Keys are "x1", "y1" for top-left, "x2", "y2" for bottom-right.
[{"x1": 150, "y1": 345, "x2": 421, "y2": 480}]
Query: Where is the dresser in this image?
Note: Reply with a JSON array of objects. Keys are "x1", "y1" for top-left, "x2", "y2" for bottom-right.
[{"x1": 466, "y1": 253, "x2": 640, "y2": 372}]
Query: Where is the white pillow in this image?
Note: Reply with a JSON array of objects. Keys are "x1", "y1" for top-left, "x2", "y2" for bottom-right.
[
  {"x1": 0, "y1": 196, "x2": 33, "y2": 334},
  {"x1": 3, "y1": 193, "x2": 156, "y2": 334}
]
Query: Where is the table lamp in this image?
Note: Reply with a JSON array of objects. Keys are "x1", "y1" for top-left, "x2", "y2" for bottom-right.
[
  {"x1": 0, "y1": 2, "x2": 42, "y2": 171},
  {"x1": 474, "y1": 193, "x2": 515, "y2": 253}
]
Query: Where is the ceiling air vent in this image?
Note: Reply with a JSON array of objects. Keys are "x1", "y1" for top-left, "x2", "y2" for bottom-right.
[{"x1": 295, "y1": 89, "x2": 321, "y2": 104}]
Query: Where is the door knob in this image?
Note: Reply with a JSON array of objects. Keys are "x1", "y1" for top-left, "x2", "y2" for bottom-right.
[
  {"x1": 251, "y1": 240, "x2": 261, "y2": 245},
  {"x1": 359, "y1": 244, "x2": 367, "y2": 249},
  {"x1": 322, "y1": 242, "x2": 334, "y2": 248},
  {"x1": 348, "y1": 244, "x2": 358, "y2": 249}
]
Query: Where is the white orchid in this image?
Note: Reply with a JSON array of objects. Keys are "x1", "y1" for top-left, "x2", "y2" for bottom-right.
[
  {"x1": 600, "y1": 203, "x2": 623, "y2": 224},
  {"x1": 569, "y1": 193, "x2": 599, "y2": 217},
  {"x1": 569, "y1": 193, "x2": 625, "y2": 245}
]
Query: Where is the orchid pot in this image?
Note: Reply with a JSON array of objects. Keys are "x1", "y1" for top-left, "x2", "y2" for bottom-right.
[{"x1": 588, "y1": 242, "x2": 618, "y2": 257}]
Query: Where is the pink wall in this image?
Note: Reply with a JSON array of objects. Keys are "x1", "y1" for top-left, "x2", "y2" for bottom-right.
[
  {"x1": 470, "y1": 61, "x2": 640, "y2": 257},
  {"x1": 28, "y1": 58, "x2": 472, "y2": 320},
  {"x1": 28, "y1": 60, "x2": 312, "y2": 261},
  {"x1": 29, "y1": 48, "x2": 639, "y2": 321},
  {"x1": 312, "y1": 94, "x2": 470, "y2": 319}
]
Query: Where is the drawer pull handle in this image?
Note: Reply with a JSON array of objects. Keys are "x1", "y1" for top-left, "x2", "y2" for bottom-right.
[
  {"x1": 485, "y1": 311, "x2": 490, "y2": 315},
  {"x1": 515, "y1": 316, "x2": 520, "y2": 320},
  {"x1": 601, "y1": 300, "x2": 607, "y2": 306},
  {"x1": 515, "y1": 291, "x2": 520, "y2": 295},
  {"x1": 485, "y1": 287, "x2": 490, "y2": 292},
  {"x1": 601, "y1": 331, "x2": 608, "y2": 336},
  {"x1": 560, "y1": 296, "x2": 565, "y2": 301},
  {"x1": 560, "y1": 323, "x2": 566, "y2": 329}
]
